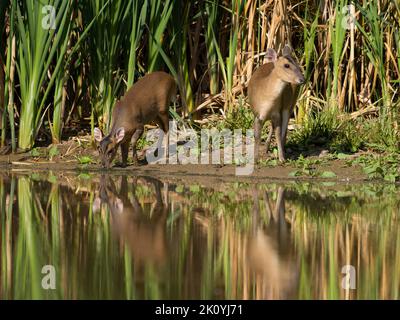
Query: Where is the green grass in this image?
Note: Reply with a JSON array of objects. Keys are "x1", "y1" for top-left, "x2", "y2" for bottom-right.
[
  {"x1": 347, "y1": 153, "x2": 400, "y2": 182},
  {"x1": 287, "y1": 108, "x2": 342, "y2": 150},
  {"x1": 287, "y1": 107, "x2": 399, "y2": 154},
  {"x1": 220, "y1": 101, "x2": 254, "y2": 132}
]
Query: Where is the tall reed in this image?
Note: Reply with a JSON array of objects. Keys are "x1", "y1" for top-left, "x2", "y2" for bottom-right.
[
  {"x1": 82, "y1": 0, "x2": 130, "y2": 131},
  {"x1": 16, "y1": 0, "x2": 73, "y2": 149}
]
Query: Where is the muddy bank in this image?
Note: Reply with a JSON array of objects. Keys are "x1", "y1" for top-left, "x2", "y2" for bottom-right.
[
  {"x1": 0, "y1": 156, "x2": 367, "y2": 184},
  {"x1": 0, "y1": 134, "x2": 370, "y2": 183}
]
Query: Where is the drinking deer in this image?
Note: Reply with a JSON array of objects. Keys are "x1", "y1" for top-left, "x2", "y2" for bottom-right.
[
  {"x1": 248, "y1": 45, "x2": 305, "y2": 162},
  {"x1": 94, "y1": 71, "x2": 177, "y2": 168}
]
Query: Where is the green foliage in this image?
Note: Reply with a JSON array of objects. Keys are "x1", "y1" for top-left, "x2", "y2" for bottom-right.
[
  {"x1": 221, "y1": 102, "x2": 254, "y2": 132},
  {"x1": 16, "y1": 0, "x2": 73, "y2": 149},
  {"x1": 319, "y1": 171, "x2": 337, "y2": 178},
  {"x1": 48, "y1": 145, "x2": 59, "y2": 160},
  {"x1": 350, "y1": 154, "x2": 400, "y2": 182},
  {"x1": 362, "y1": 117, "x2": 400, "y2": 152},
  {"x1": 136, "y1": 135, "x2": 150, "y2": 151},
  {"x1": 288, "y1": 156, "x2": 340, "y2": 178},
  {"x1": 30, "y1": 148, "x2": 42, "y2": 157},
  {"x1": 258, "y1": 158, "x2": 278, "y2": 167},
  {"x1": 356, "y1": 1, "x2": 390, "y2": 109},
  {"x1": 288, "y1": 108, "x2": 341, "y2": 149},
  {"x1": 330, "y1": 119, "x2": 365, "y2": 153},
  {"x1": 82, "y1": 0, "x2": 131, "y2": 130},
  {"x1": 289, "y1": 155, "x2": 321, "y2": 177},
  {"x1": 288, "y1": 108, "x2": 398, "y2": 154},
  {"x1": 76, "y1": 155, "x2": 93, "y2": 165}
]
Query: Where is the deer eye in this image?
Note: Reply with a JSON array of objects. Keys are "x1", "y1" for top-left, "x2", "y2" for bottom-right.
[{"x1": 284, "y1": 64, "x2": 290, "y2": 69}]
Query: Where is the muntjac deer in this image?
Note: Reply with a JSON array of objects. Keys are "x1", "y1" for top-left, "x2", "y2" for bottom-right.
[
  {"x1": 94, "y1": 71, "x2": 177, "y2": 168},
  {"x1": 248, "y1": 45, "x2": 305, "y2": 162}
]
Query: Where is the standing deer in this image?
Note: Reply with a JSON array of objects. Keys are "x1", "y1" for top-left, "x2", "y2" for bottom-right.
[{"x1": 248, "y1": 45, "x2": 305, "y2": 162}]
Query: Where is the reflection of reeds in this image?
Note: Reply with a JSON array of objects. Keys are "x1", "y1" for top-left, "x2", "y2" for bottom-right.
[
  {"x1": 291, "y1": 192, "x2": 400, "y2": 299},
  {"x1": 0, "y1": 176, "x2": 15, "y2": 298},
  {"x1": 1, "y1": 175, "x2": 400, "y2": 299},
  {"x1": 16, "y1": 177, "x2": 43, "y2": 298}
]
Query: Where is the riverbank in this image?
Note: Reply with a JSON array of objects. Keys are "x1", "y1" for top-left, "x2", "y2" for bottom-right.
[{"x1": 0, "y1": 133, "x2": 377, "y2": 183}]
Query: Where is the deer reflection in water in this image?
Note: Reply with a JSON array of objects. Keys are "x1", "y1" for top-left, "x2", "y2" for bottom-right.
[
  {"x1": 247, "y1": 186, "x2": 297, "y2": 299},
  {"x1": 93, "y1": 175, "x2": 169, "y2": 267}
]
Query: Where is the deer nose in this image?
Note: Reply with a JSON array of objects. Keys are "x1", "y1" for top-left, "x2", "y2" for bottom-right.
[{"x1": 297, "y1": 76, "x2": 305, "y2": 85}]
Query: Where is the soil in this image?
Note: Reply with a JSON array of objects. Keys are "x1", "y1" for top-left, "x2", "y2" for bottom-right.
[{"x1": 0, "y1": 134, "x2": 368, "y2": 183}]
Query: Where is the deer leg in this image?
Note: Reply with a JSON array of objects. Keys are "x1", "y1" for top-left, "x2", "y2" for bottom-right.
[
  {"x1": 156, "y1": 112, "x2": 170, "y2": 161},
  {"x1": 131, "y1": 126, "x2": 144, "y2": 165},
  {"x1": 120, "y1": 140, "x2": 130, "y2": 167},
  {"x1": 281, "y1": 108, "x2": 290, "y2": 145},
  {"x1": 272, "y1": 114, "x2": 285, "y2": 162},
  {"x1": 254, "y1": 117, "x2": 263, "y2": 162},
  {"x1": 265, "y1": 124, "x2": 273, "y2": 153}
]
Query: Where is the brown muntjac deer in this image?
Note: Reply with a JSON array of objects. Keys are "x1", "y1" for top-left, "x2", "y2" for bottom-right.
[
  {"x1": 94, "y1": 71, "x2": 177, "y2": 168},
  {"x1": 248, "y1": 45, "x2": 305, "y2": 162}
]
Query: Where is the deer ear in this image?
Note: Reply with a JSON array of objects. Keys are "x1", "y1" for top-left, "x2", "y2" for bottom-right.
[
  {"x1": 282, "y1": 45, "x2": 293, "y2": 57},
  {"x1": 94, "y1": 127, "x2": 103, "y2": 142},
  {"x1": 115, "y1": 127, "x2": 125, "y2": 143},
  {"x1": 266, "y1": 48, "x2": 277, "y2": 63}
]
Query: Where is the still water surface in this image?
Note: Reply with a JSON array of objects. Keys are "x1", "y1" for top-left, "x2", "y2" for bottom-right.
[{"x1": 0, "y1": 172, "x2": 399, "y2": 299}]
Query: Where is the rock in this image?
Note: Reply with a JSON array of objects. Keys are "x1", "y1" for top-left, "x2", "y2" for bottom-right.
[{"x1": 319, "y1": 150, "x2": 329, "y2": 158}]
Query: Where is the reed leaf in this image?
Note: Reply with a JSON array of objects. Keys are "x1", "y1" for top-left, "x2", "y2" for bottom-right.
[{"x1": 15, "y1": 0, "x2": 73, "y2": 150}]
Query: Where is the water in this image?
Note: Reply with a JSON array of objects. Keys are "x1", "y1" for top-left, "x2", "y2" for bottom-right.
[{"x1": 0, "y1": 172, "x2": 399, "y2": 299}]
